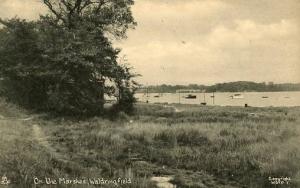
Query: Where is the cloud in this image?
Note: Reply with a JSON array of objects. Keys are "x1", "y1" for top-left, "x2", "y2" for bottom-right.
[
  {"x1": 0, "y1": 0, "x2": 47, "y2": 20},
  {"x1": 120, "y1": 17, "x2": 300, "y2": 84},
  {"x1": 206, "y1": 19, "x2": 299, "y2": 51},
  {"x1": 116, "y1": 0, "x2": 300, "y2": 85},
  {"x1": 1, "y1": 0, "x2": 299, "y2": 84}
]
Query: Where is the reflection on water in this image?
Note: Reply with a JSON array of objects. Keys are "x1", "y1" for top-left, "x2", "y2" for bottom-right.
[{"x1": 136, "y1": 91, "x2": 300, "y2": 107}]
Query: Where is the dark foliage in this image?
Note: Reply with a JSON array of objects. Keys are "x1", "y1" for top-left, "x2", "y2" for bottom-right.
[{"x1": 0, "y1": 0, "x2": 138, "y2": 116}]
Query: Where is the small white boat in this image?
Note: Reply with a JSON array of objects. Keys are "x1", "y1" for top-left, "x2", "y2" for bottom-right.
[{"x1": 231, "y1": 93, "x2": 244, "y2": 99}]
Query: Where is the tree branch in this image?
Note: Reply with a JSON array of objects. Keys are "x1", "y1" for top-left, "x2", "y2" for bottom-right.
[
  {"x1": 78, "y1": 0, "x2": 90, "y2": 13},
  {"x1": 61, "y1": 0, "x2": 73, "y2": 10},
  {"x1": 43, "y1": 0, "x2": 67, "y2": 24},
  {"x1": 78, "y1": 0, "x2": 109, "y2": 13},
  {"x1": 95, "y1": 0, "x2": 107, "y2": 13},
  {"x1": 0, "y1": 18, "x2": 9, "y2": 27},
  {"x1": 75, "y1": 0, "x2": 83, "y2": 13}
]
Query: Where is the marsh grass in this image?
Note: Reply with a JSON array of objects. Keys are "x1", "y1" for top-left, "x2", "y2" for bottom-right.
[
  {"x1": 0, "y1": 101, "x2": 300, "y2": 187},
  {"x1": 0, "y1": 119, "x2": 63, "y2": 187}
]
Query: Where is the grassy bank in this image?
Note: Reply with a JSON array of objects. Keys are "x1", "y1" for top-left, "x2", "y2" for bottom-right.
[{"x1": 0, "y1": 100, "x2": 300, "y2": 187}]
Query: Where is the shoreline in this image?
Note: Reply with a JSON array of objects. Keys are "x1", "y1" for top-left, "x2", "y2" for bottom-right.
[{"x1": 136, "y1": 101, "x2": 300, "y2": 108}]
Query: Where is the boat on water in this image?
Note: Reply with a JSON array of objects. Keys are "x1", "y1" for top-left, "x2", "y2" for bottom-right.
[
  {"x1": 154, "y1": 93, "x2": 163, "y2": 98},
  {"x1": 185, "y1": 94, "x2": 197, "y2": 99},
  {"x1": 230, "y1": 93, "x2": 244, "y2": 99}
]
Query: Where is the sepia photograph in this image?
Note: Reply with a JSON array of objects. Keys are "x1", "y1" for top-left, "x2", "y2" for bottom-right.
[{"x1": 0, "y1": 0, "x2": 299, "y2": 187}]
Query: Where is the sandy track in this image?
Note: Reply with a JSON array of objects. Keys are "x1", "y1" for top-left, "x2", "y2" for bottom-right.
[{"x1": 32, "y1": 124, "x2": 68, "y2": 162}]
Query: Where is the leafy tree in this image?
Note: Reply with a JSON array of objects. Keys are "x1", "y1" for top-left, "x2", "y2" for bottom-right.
[
  {"x1": 0, "y1": 0, "x2": 138, "y2": 116},
  {"x1": 113, "y1": 63, "x2": 139, "y2": 114},
  {"x1": 41, "y1": 0, "x2": 136, "y2": 36},
  {"x1": 0, "y1": 19, "x2": 49, "y2": 109}
]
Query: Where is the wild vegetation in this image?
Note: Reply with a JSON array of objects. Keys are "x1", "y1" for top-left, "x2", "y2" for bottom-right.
[
  {"x1": 0, "y1": 0, "x2": 137, "y2": 116},
  {"x1": 1, "y1": 99, "x2": 299, "y2": 187},
  {"x1": 0, "y1": 1, "x2": 299, "y2": 188}
]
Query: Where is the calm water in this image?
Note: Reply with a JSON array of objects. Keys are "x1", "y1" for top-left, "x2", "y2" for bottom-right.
[{"x1": 135, "y1": 91, "x2": 300, "y2": 107}]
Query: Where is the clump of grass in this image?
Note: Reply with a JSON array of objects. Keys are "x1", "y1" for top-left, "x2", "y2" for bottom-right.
[
  {"x1": 46, "y1": 115, "x2": 300, "y2": 187},
  {"x1": 1, "y1": 99, "x2": 300, "y2": 187},
  {"x1": 0, "y1": 119, "x2": 63, "y2": 187},
  {"x1": 0, "y1": 139, "x2": 59, "y2": 186}
]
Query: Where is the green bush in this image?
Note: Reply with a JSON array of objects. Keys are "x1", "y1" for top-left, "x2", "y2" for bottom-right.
[{"x1": 0, "y1": 18, "x2": 137, "y2": 116}]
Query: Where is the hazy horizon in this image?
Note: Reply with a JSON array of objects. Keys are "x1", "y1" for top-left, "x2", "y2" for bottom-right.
[
  {"x1": 0, "y1": 0, "x2": 299, "y2": 85},
  {"x1": 142, "y1": 80, "x2": 300, "y2": 87}
]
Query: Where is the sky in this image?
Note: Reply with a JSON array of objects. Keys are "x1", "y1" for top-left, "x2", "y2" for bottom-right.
[{"x1": 0, "y1": 0, "x2": 299, "y2": 85}]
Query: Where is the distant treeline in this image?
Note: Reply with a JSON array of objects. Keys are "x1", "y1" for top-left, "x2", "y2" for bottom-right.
[{"x1": 138, "y1": 81, "x2": 300, "y2": 93}]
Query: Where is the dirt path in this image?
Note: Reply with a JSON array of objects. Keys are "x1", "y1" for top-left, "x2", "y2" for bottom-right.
[{"x1": 32, "y1": 124, "x2": 67, "y2": 162}]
